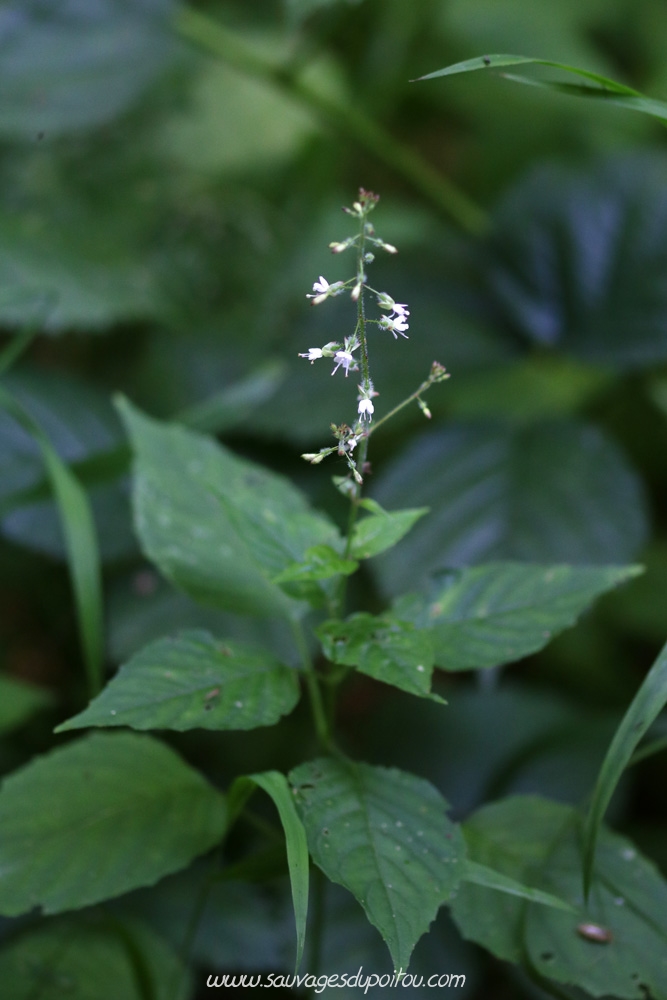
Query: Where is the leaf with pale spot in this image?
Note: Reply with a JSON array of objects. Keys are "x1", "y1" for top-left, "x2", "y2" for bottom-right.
[{"x1": 316, "y1": 613, "x2": 441, "y2": 700}]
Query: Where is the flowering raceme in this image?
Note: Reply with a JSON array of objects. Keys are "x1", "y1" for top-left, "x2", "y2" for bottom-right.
[{"x1": 297, "y1": 187, "x2": 447, "y2": 486}]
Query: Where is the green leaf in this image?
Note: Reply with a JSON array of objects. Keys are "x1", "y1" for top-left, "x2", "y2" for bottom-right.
[
  {"x1": 414, "y1": 54, "x2": 667, "y2": 125},
  {"x1": 350, "y1": 500, "x2": 429, "y2": 560},
  {"x1": 461, "y1": 859, "x2": 573, "y2": 912},
  {"x1": 290, "y1": 758, "x2": 465, "y2": 970},
  {"x1": 0, "y1": 674, "x2": 53, "y2": 735},
  {"x1": 0, "y1": 732, "x2": 227, "y2": 916},
  {"x1": 316, "y1": 614, "x2": 441, "y2": 700},
  {"x1": 372, "y1": 420, "x2": 648, "y2": 596},
  {"x1": 231, "y1": 772, "x2": 309, "y2": 973},
  {"x1": 528, "y1": 819, "x2": 667, "y2": 998},
  {"x1": 0, "y1": 384, "x2": 105, "y2": 697},
  {"x1": 451, "y1": 796, "x2": 667, "y2": 998},
  {"x1": 484, "y1": 155, "x2": 667, "y2": 368},
  {"x1": 55, "y1": 631, "x2": 300, "y2": 734},
  {"x1": 394, "y1": 562, "x2": 641, "y2": 671},
  {"x1": 583, "y1": 639, "x2": 667, "y2": 898},
  {"x1": 118, "y1": 398, "x2": 344, "y2": 618},
  {"x1": 273, "y1": 545, "x2": 358, "y2": 584},
  {"x1": 0, "y1": 914, "x2": 192, "y2": 1000},
  {"x1": 0, "y1": 0, "x2": 179, "y2": 137}
]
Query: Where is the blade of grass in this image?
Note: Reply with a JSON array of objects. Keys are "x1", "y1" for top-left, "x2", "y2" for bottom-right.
[
  {"x1": 582, "y1": 641, "x2": 667, "y2": 899},
  {"x1": 230, "y1": 771, "x2": 309, "y2": 973},
  {"x1": 414, "y1": 54, "x2": 667, "y2": 126},
  {"x1": 0, "y1": 386, "x2": 104, "y2": 698}
]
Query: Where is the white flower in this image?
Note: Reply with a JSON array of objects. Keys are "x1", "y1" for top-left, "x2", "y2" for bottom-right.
[
  {"x1": 358, "y1": 398, "x2": 374, "y2": 421},
  {"x1": 379, "y1": 314, "x2": 409, "y2": 339},
  {"x1": 376, "y1": 292, "x2": 409, "y2": 319},
  {"x1": 306, "y1": 276, "x2": 343, "y2": 305},
  {"x1": 331, "y1": 350, "x2": 357, "y2": 376},
  {"x1": 299, "y1": 348, "x2": 324, "y2": 362}
]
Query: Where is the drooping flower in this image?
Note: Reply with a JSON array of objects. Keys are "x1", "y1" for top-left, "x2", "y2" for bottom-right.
[
  {"x1": 358, "y1": 398, "x2": 374, "y2": 421},
  {"x1": 331, "y1": 350, "x2": 357, "y2": 376}
]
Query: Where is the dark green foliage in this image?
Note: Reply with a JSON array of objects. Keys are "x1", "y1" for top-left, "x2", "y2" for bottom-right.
[{"x1": 1, "y1": 2, "x2": 666, "y2": 997}]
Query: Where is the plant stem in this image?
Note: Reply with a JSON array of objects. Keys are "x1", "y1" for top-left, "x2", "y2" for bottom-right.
[
  {"x1": 291, "y1": 619, "x2": 332, "y2": 752},
  {"x1": 174, "y1": 7, "x2": 488, "y2": 235},
  {"x1": 364, "y1": 367, "x2": 447, "y2": 437}
]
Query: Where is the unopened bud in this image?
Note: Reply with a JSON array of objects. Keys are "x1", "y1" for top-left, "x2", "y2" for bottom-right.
[
  {"x1": 381, "y1": 242, "x2": 398, "y2": 254},
  {"x1": 418, "y1": 399, "x2": 432, "y2": 419},
  {"x1": 351, "y1": 281, "x2": 362, "y2": 301}
]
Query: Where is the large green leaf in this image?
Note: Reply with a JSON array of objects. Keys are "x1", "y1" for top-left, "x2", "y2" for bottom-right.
[
  {"x1": 289, "y1": 757, "x2": 465, "y2": 970},
  {"x1": 0, "y1": 732, "x2": 227, "y2": 916},
  {"x1": 450, "y1": 796, "x2": 667, "y2": 998},
  {"x1": 483, "y1": 155, "x2": 667, "y2": 368},
  {"x1": 583, "y1": 639, "x2": 667, "y2": 897},
  {"x1": 393, "y1": 562, "x2": 641, "y2": 671},
  {"x1": 0, "y1": 914, "x2": 192, "y2": 1000},
  {"x1": 118, "y1": 399, "x2": 344, "y2": 618},
  {"x1": 56, "y1": 631, "x2": 300, "y2": 733},
  {"x1": 0, "y1": 0, "x2": 179, "y2": 137},
  {"x1": 0, "y1": 139, "x2": 169, "y2": 331},
  {"x1": 371, "y1": 420, "x2": 647, "y2": 596},
  {"x1": 316, "y1": 614, "x2": 441, "y2": 700}
]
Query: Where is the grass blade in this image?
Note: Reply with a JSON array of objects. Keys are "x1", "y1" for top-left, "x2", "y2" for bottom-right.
[
  {"x1": 230, "y1": 771, "x2": 309, "y2": 973},
  {"x1": 0, "y1": 386, "x2": 104, "y2": 698},
  {"x1": 414, "y1": 54, "x2": 667, "y2": 126},
  {"x1": 582, "y1": 641, "x2": 667, "y2": 898}
]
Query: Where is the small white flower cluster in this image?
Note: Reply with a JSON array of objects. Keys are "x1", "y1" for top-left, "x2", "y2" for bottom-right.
[
  {"x1": 297, "y1": 188, "x2": 415, "y2": 484},
  {"x1": 376, "y1": 293, "x2": 410, "y2": 339},
  {"x1": 299, "y1": 335, "x2": 360, "y2": 377}
]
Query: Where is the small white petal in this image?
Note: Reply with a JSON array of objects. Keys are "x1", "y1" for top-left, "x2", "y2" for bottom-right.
[{"x1": 299, "y1": 347, "x2": 324, "y2": 362}]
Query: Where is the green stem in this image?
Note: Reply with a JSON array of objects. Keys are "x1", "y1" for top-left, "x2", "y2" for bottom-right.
[
  {"x1": 291, "y1": 619, "x2": 332, "y2": 751},
  {"x1": 365, "y1": 370, "x2": 444, "y2": 437},
  {"x1": 174, "y1": 7, "x2": 488, "y2": 235}
]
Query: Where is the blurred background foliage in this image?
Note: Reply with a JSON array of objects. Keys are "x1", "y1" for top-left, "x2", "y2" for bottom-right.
[{"x1": 2, "y1": 0, "x2": 667, "y2": 996}]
